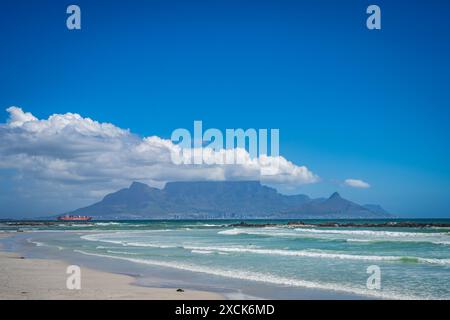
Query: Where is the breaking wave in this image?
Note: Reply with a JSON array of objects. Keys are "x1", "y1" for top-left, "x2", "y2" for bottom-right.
[
  {"x1": 80, "y1": 233, "x2": 450, "y2": 265},
  {"x1": 218, "y1": 228, "x2": 450, "y2": 246},
  {"x1": 81, "y1": 234, "x2": 176, "y2": 249},
  {"x1": 73, "y1": 249, "x2": 428, "y2": 300},
  {"x1": 183, "y1": 245, "x2": 450, "y2": 265}
]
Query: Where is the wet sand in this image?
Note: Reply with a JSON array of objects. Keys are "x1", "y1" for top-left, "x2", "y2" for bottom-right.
[{"x1": 0, "y1": 233, "x2": 223, "y2": 300}]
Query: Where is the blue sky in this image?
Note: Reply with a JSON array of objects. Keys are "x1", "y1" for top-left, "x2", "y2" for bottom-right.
[{"x1": 0, "y1": 0, "x2": 450, "y2": 217}]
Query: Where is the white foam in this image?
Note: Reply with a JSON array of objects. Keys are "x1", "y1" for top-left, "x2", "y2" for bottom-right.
[
  {"x1": 26, "y1": 238, "x2": 46, "y2": 247},
  {"x1": 81, "y1": 234, "x2": 176, "y2": 249},
  {"x1": 125, "y1": 242, "x2": 176, "y2": 249},
  {"x1": 73, "y1": 249, "x2": 428, "y2": 300},
  {"x1": 218, "y1": 229, "x2": 244, "y2": 235},
  {"x1": 184, "y1": 224, "x2": 224, "y2": 228},
  {"x1": 183, "y1": 245, "x2": 450, "y2": 265},
  {"x1": 346, "y1": 239, "x2": 373, "y2": 243},
  {"x1": 294, "y1": 228, "x2": 448, "y2": 237},
  {"x1": 432, "y1": 241, "x2": 450, "y2": 246},
  {"x1": 218, "y1": 228, "x2": 296, "y2": 238},
  {"x1": 80, "y1": 233, "x2": 450, "y2": 265},
  {"x1": 107, "y1": 250, "x2": 137, "y2": 255},
  {"x1": 68, "y1": 224, "x2": 95, "y2": 227},
  {"x1": 219, "y1": 228, "x2": 450, "y2": 246},
  {"x1": 81, "y1": 234, "x2": 124, "y2": 245},
  {"x1": 191, "y1": 250, "x2": 213, "y2": 255},
  {"x1": 26, "y1": 238, "x2": 63, "y2": 250},
  {"x1": 95, "y1": 222, "x2": 120, "y2": 226}
]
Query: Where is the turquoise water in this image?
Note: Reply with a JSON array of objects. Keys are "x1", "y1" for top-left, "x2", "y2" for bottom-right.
[{"x1": 2, "y1": 219, "x2": 450, "y2": 299}]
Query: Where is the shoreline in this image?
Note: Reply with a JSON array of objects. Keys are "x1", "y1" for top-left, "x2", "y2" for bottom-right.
[
  {"x1": 4, "y1": 228, "x2": 413, "y2": 299},
  {"x1": 0, "y1": 231, "x2": 372, "y2": 300},
  {"x1": 0, "y1": 232, "x2": 224, "y2": 300}
]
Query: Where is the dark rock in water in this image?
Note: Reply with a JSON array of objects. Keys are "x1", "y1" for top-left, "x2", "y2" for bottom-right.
[
  {"x1": 313, "y1": 221, "x2": 450, "y2": 228},
  {"x1": 287, "y1": 221, "x2": 306, "y2": 226},
  {"x1": 176, "y1": 288, "x2": 184, "y2": 292},
  {"x1": 6, "y1": 221, "x2": 87, "y2": 227},
  {"x1": 6, "y1": 221, "x2": 58, "y2": 226},
  {"x1": 228, "y1": 221, "x2": 450, "y2": 228},
  {"x1": 229, "y1": 221, "x2": 278, "y2": 228}
]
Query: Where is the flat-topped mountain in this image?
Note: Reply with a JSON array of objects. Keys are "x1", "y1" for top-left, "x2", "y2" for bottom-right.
[{"x1": 68, "y1": 181, "x2": 391, "y2": 219}]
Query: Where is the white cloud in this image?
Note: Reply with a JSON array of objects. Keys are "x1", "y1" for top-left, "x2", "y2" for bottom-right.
[
  {"x1": 344, "y1": 178, "x2": 370, "y2": 189},
  {"x1": 0, "y1": 107, "x2": 319, "y2": 208},
  {"x1": 6, "y1": 106, "x2": 37, "y2": 127}
]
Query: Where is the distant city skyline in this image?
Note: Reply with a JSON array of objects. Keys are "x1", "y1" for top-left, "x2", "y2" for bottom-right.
[{"x1": 1, "y1": 0, "x2": 450, "y2": 218}]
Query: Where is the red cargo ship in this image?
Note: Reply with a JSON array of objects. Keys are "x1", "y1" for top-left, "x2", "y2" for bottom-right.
[{"x1": 57, "y1": 215, "x2": 92, "y2": 221}]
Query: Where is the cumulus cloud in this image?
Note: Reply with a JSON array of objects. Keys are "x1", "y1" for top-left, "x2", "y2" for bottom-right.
[
  {"x1": 6, "y1": 106, "x2": 38, "y2": 127},
  {"x1": 344, "y1": 178, "x2": 370, "y2": 189},
  {"x1": 0, "y1": 107, "x2": 319, "y2": 208}
]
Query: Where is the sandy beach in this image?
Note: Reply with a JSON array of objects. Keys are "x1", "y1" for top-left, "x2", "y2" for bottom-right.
[
  {"x1": 2, "y1": 220, "x2": 448, "y2": 300},
  {"x1": 0, "y1": 233, "x2": 223, "y2": 300}
]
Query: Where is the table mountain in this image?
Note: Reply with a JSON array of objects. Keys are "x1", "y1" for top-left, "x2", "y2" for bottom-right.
[{"x1": 68, "y1": 181, "x2": 391, "y2": 219}]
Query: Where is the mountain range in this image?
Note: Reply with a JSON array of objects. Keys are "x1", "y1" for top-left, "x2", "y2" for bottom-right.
[{"x1": 68, "y1": 181, "x2": 392, "y2": 219}]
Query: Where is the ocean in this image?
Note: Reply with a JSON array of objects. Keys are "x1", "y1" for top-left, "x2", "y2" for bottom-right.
[{"x1": 1, "y1": 219, "x2": 450, "y2": 299}]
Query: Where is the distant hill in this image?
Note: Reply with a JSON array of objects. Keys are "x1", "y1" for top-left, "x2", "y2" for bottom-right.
[
  {"x1": 68, "y1": 181, "x2": 391, "y2": 219},
  {"x1": 362, "y1": 204, "x2": 390, "y2": 216},
  {"x1": 282, "y1": 192, "x2": 391, "y2": 218}
]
